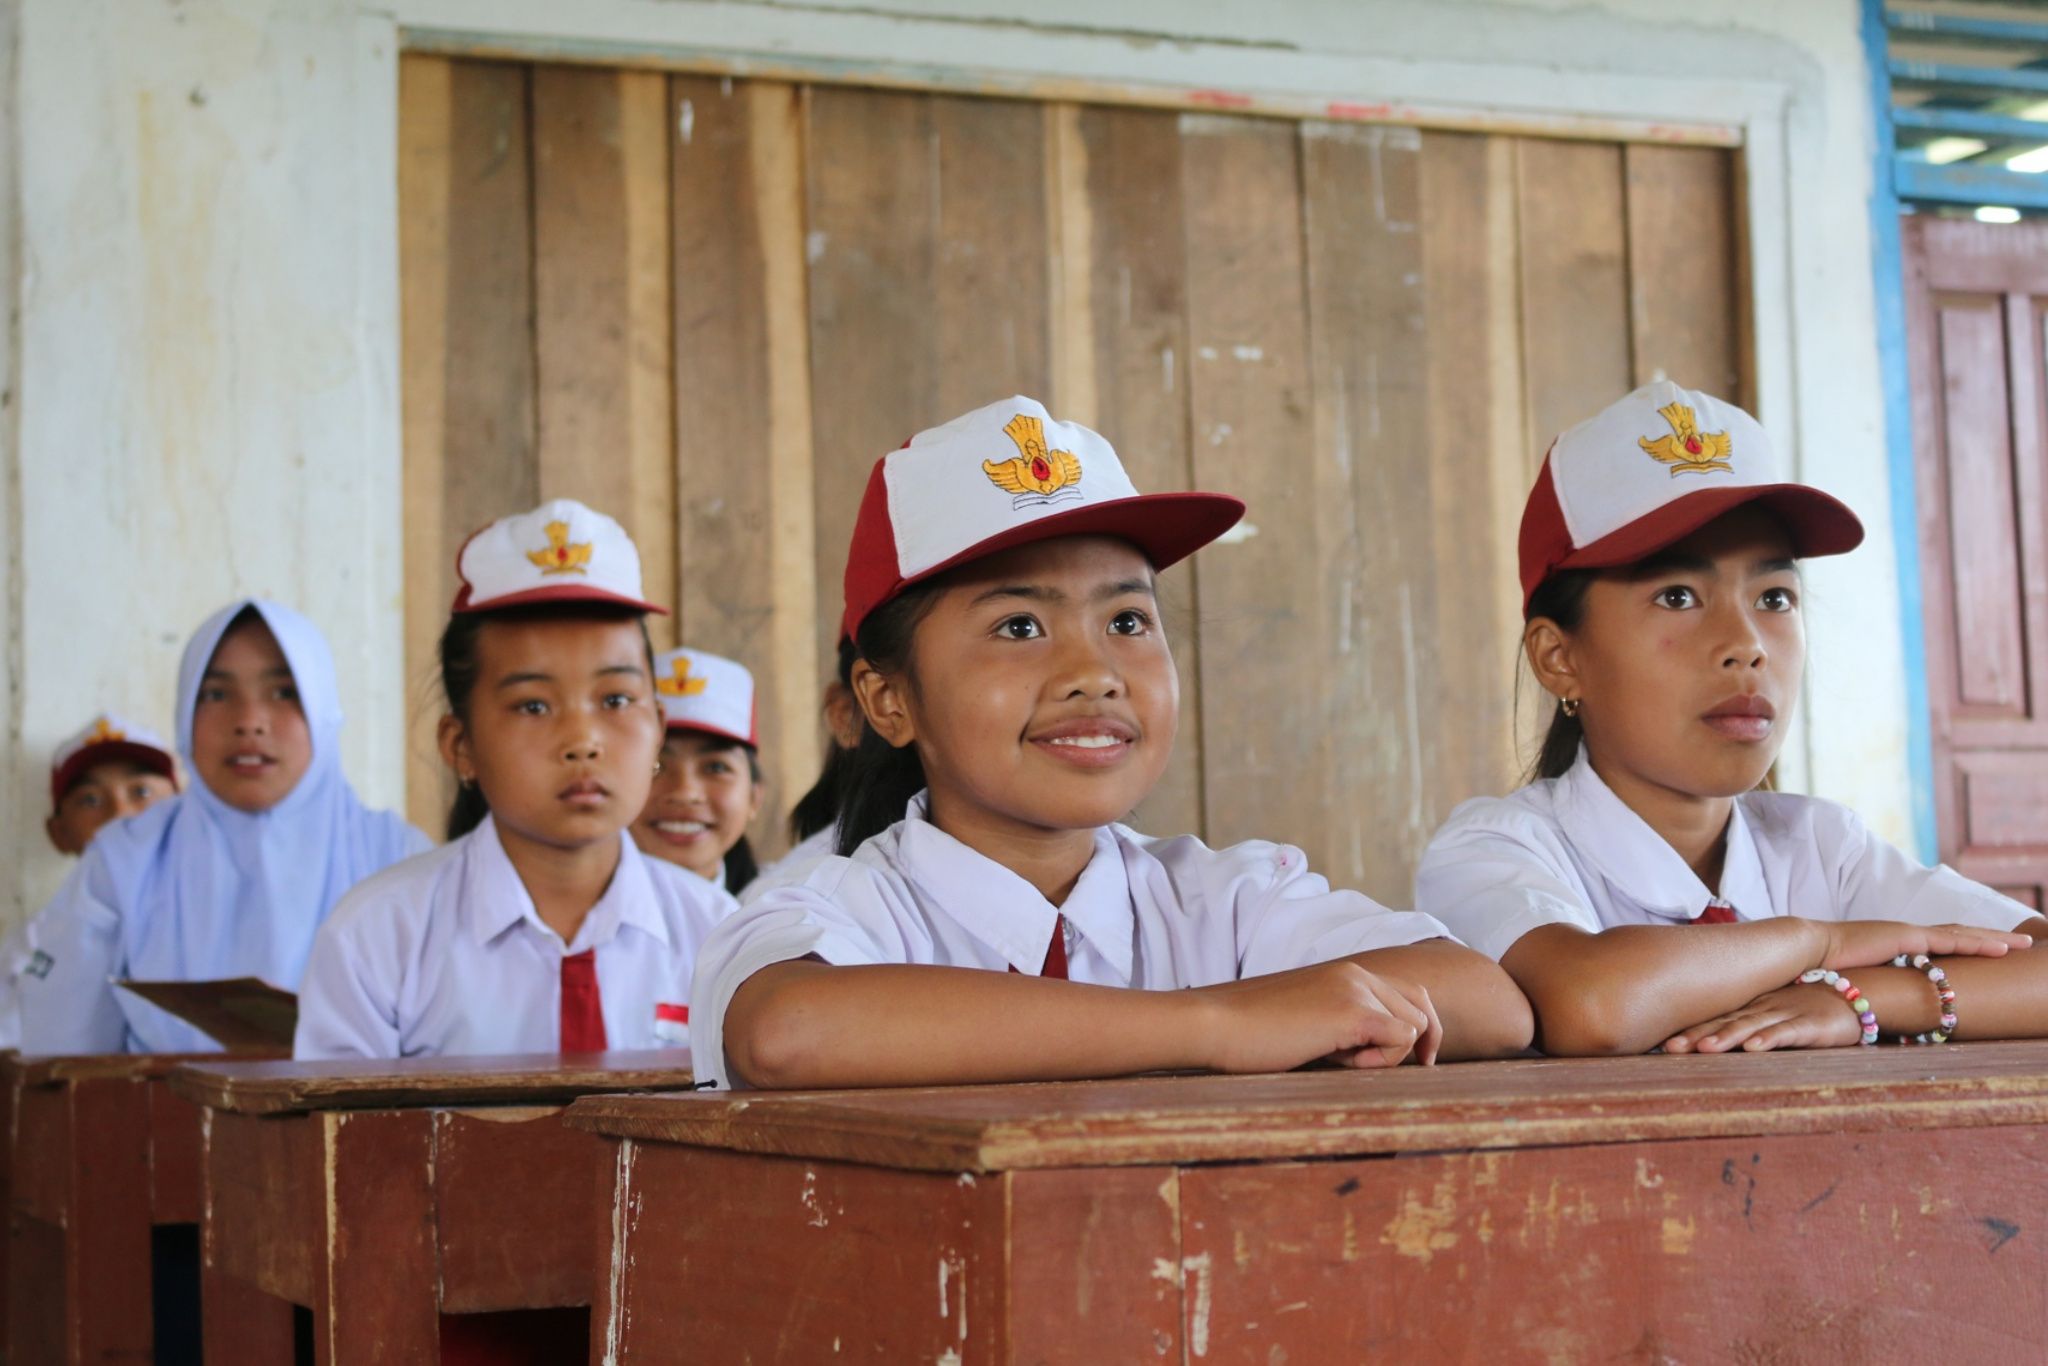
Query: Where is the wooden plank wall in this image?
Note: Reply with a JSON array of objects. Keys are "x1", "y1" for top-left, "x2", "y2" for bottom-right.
[{"x1": 399, "y1": 56, "x2": 1746, "y2": 901}]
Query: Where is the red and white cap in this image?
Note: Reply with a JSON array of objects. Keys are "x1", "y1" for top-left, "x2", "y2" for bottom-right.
[
  {"x1": 452, "y1": 498, "x2": 668, "y2": 615},
  {"x1": 652, "y1": 647, "x2": 757, "y2": 746},
  {"x1": 1518, "y1": 381, "x2": 1864, "y2": 612},
  {"x1": 840, "y1": 396, "x2": 1244, "y2": 641},
  {"x1": 50, "y1": 713, "x2": 178, "y2": 808}
]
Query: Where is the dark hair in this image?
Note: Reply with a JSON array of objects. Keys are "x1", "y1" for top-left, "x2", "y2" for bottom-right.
[
  {"x1": 788, "y1": 637, "x2": 860, "y2": 843},
  {"x1": 1522, "y1": 570, "x2": 1596, "y2": 784},
  {"x1": 834, "y1": 589, "x2": 943, "y2": 856},
  {"x1": 439, "y1": 605, "x2": 657, "y2": 840},
  {"x1": 662, "y1": 730, "x2": 767, "y2": 894}
]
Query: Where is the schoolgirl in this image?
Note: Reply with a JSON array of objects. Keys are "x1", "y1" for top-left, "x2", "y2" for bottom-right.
[
  {"x1": 633, "y1": 646, "x2": 766, "y2": 893},
  {"x1": 22, "y1": 602, "x2": 429, "y2": 1052},
  {"x1": 294, "y1": 500, "x2": 733, "y2": 1059},
  {"x1": 1415, "y1": 382, "x2": 2042, "y2": 1055},
  {"x1": 693, "y1": 397, "x2": 1533, "y2": 1088}
]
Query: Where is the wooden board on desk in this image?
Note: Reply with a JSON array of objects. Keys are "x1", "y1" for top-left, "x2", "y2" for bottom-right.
[{"x1": 171, "y1": 1048, "x2": 693, "y2": 1115}]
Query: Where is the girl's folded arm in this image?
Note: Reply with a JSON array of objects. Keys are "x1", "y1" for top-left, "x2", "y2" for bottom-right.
[
  {"x1": 1502, "y1": 918, "x2": 1827, "y2": 1056},
  {"x1": 1341, "y1": 938, "x2": 1534, "y2": 1061}
]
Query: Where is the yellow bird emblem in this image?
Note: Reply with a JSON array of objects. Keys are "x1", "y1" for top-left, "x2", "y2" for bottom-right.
[
  {"x1": 983, "y1": 414, "x2": 1084, "y2": 506},
  {"x1": 656, "y1": 656, "x2": 708, "y2": 699},
  {"x1": 85, "y1": 718, "x2": 126, "y2": 745},
  {"x1": 527, "y1": 520, "x2": 593, "y2": 575},
  {"x1": 1638, "y1": 402, "x2": 1734, "y2": 477}
]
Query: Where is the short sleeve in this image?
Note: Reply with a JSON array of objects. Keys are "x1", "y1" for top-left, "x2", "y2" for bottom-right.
[
  {"x1": 1202, "y1": 841, "x2": 1454, "y2": 979},
  {"x1": 18, "y1": 851, "x2": 131, "y2": 1053},
  {"x1": 292, "y1": 889, "x2": 406, "y2": 1060},
  {"x1": 1413, "y1": 798, "x2": 1602, "y2": 961},
  {"x1": 687, "y1": 859, "x2": 924, "y2": 1090},
  {"x1": 1824, "y1": 805, "x2": 2036, "y2": 932}
]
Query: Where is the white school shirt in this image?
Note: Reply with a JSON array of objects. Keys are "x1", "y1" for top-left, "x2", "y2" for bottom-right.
[
  {"x1": 1415, "y1": 747, "x2": 2036, "y2": 963},
  {"x1": 739, "y1": 825, "x2": 840, "y2": 906},
  {"x1": 691, "y1": 794, "x2": 1453, "y2": 1088},
  {"x1": 294, "y1": 815, "x2": 736, "y2": 1060}
]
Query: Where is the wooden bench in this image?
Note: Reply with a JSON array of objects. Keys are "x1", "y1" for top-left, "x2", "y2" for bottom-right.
[
  {"x1": 569, "y1": 1043, "x2": 2048, "y2": 1361},
  {"x1": 7, "y1": 1050, "x2": 251, "y2": 1364},
  {"x1": 172, "y1": 1051, "x2": 693, "y2": 1364}
]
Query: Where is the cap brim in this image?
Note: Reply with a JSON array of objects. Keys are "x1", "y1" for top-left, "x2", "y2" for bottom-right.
[
  {"x1": 853, "y1": 491, "x2": 1246, "y2": 638},
  {"x1": 664, "y1": 720, "x2": 757, "y2": 747},
  {"x1": 1554, "y1": 483, "x2": 1865, "y2": 576},
  {"x1": 52, "y1": 741, "x2": 179, "y2": 807},
  {"x1": 451, "y1": 584, "x2": 669, "y2": 616}
]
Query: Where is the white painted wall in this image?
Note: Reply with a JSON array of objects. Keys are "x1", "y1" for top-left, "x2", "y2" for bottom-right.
[{"x1": 0, "y1": 0, "x2": 1902, "y2": 926}]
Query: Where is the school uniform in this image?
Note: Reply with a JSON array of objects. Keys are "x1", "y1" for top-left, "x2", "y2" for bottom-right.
[
  {"x1": 740, "y1": 824, "x2": 839, "y2": 906},
  {"x1": 295, "y1": 816, "x2": 735, "y2": 1059},
  {"x1": 692, "y1": 794, "x2": 1453, "y2": 1088},
  {"x1": 20, "y1": 601, "x2": 429, "y2": 1054},
  {"x1": 1416, "y1": 747, "x2": 2035, "y2": 962}
]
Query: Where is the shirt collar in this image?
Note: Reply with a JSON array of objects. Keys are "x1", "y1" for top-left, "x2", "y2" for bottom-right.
[
  {"x1": 468, "y1": 817, "x2": 672, "y2": 951},
  {"x1": 1554, "y1": 746, "x2": 1766, "y2": 922},
  {"x1": 896, "y1": 793, "x2": 1134, "y2": 979}
]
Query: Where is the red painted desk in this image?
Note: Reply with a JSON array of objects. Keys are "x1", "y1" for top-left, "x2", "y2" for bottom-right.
[
  {"x1": 7, "y1": 1050, "x2": 261, "y2": 1363},
  {"x1": 570, "y1": 1044, "x2": 2048, "y2": 1361},
  {"x1": 172, "y1": 1051, "x2": 692, "y2": 1364}
]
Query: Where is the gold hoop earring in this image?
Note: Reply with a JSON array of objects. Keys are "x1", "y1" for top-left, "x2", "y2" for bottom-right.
[{"x1": 1561, "y1": 696, "x2": 1582, "y2": 719}]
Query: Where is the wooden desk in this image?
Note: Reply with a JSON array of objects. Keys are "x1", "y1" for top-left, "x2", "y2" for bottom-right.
[
  {"x1": 7, "y1": 1051, "x2": 244, "y2": 1364},
  {"x1": 570, "y1": 1044, "x2": 2048, "y2": 1362},
  {"x1": 172, "y1": 1051, "x2": 693, "y2": 1364}
]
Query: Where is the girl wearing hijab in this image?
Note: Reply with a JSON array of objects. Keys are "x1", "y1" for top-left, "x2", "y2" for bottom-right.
[{"x1": 20, "y1": 600, "x2": 429, "y2": 1053}]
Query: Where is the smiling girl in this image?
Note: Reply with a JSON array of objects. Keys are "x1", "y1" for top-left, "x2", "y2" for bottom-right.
[
  {"x1": 1416, "y1": 382, "x2": 2047, "y2": 1056},
  {"x1": 691, "y1": 397, "x2": 1532, "y2": 1089},
  {"x1": 294, "y1": 501, "x2": 734, "y2": 1059},
  {"x1": 632, "y1": 647, "x2": 766, "y2": 893},
  {"x1": 21, "y1": 602, "x2": 430, "y2": 1053}
]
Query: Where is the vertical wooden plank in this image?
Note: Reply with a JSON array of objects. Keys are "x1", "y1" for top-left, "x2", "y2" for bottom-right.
[
  {"x1": 398, "y1": 54, "x2": 456, "y2": 839},
  {"x1": 1624, "y1": 144, "x2": 1742, "y2": 400},
  {"x1": 804, "y1": 86, "x2": 937, "y2": 670},
  {"x1": 1420, "y1": 131, "x2": 1531, "y2": 803},
  {"x1": 65, "y1": 1076, "x2": 156, "y2": 1361},
  {"x1": 1517, "y1": 138, "x2": 1632, "y2": 459},
  {"x1": 432, "y1": 1109, "x2": 596, "y2": 1310},
  {"x1": 1005, "y1": 1167, "x2": 1183, "y2": 1361},
  {"x1": 314, "y1": 1111, "x2": 438, "y2": 1364},
  {"x1": 929, "y1": 94, "x2": 1052, "y2": 417},
  {"x1": 1301, "y1": 122, "x2": 1436, "y2": 900},
  {"x1": 1180, "y1": 114, "x2": 1326, "y2": 860},
  {"x1": 1073, "y1": 104, "x2": 1205, "y2": 838},
  {"x1": 401, "y1": 58, "x2": 538, "y2": 835},
  {"x1": 671, "y1": 76, "x2": 818, "y2": 858},
  {"x1": 532, "y1": 65, "x2": 678, "y2": 646}
]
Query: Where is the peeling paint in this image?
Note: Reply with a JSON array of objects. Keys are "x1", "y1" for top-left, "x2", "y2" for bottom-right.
[
  {"x1": 1182, "y1": 1252, "x2": 1213, "y2": 1358},
  {"x1": 1381, "y1": 1180, "x2": 1460, "y2": 1264},
  {"x1": 801, "y1": 1168, "x2": 829, "y2": 1227},
  {"x1": 1660, "y1": 1214, "x2": 1696, "y2": 1256}
]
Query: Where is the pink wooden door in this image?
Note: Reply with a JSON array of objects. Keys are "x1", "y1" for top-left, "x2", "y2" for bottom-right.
[{"x1": 1903, "y1": 216, "x2": 2048, "y2": 911}]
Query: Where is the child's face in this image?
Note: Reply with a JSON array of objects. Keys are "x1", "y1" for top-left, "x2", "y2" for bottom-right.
[
  {"x1": 441, "y1": 616, "x2": 663, "y2": 853},
  {"x1": 631, "y1": 731, "x2": 764, "y2": 882},
  {"x1": 867, "y1": 535, "x2": 1177, "y2": 838},
  {"x1": 1539, "y1": 506, "x2": 1805, "y2": 799},
  {"x1": 190, "y1": 618, "x2": 315, "y2": 814},
  {"x1": 45, "y1": 760, "x2": 177, "y2": 854}
]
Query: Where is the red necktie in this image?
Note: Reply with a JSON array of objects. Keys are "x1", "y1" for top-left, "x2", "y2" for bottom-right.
[
  {"x1": 1009, "y1": 916, "x2": 1070, "y2": 980},
  {"x1": 1695, "y1": 901, "x2": 1739, "y2": 925},
  {"x1": 560, "y1": 949, "x2": 608, "y2": 1052}
]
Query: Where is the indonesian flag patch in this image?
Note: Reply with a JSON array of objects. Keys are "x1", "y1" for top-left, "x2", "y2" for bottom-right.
[{"x1": 653, "y1": 1002, "x2": 689, "y2": 1044}]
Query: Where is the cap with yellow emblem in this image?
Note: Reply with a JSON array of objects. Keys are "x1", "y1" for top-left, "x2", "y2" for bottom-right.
[
  {"x1": 839, "y1": 396, "x2": 1245, "y2": 642},
  {"x1": 451, "y1": 498, "x2": 668, "y2": 615},
  {"x1": 651, "y1": 647, "x2": 757, "y2": 746},
  {"x1": 50, "y1": 713, "x2": 179, "y2": 808},
  {"x1": 1517, "y1": 380, "x2": 1865, "y2": 613}
]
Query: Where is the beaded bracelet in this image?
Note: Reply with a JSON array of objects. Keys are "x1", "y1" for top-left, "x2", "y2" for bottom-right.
[
  {"x1": 1797, "y1": 968, "x2": 1880, "y2": 1045},
  {"x1": 1890, "y1": 953, "x2": 1958, "y2": 1045}
]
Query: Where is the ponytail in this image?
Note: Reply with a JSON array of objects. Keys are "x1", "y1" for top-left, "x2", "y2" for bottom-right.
[
  {"x1": 788, "y1": 637, "x2": 860, "y2": 843},
  {"x1": 1522, "y1": 570, "x2": 1596, "y2": 784},
  {"x1": 725, "y1": 835, "x2": 761, "y2": 894},
  {"x1": 834, "y1": 587, "x2": 941, "y2": 857}
]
